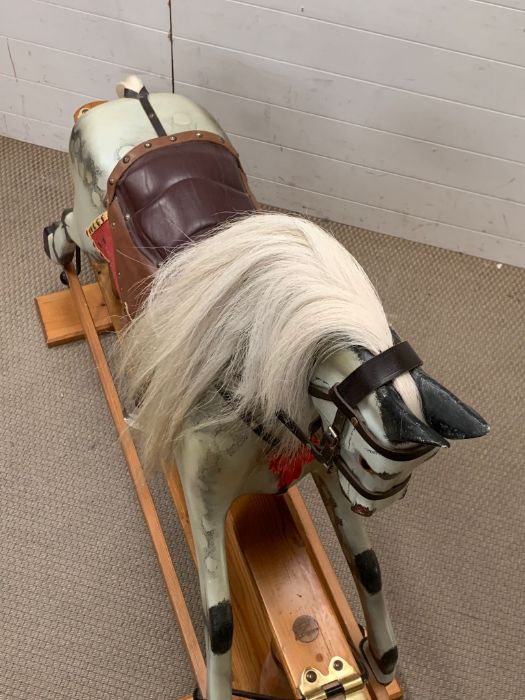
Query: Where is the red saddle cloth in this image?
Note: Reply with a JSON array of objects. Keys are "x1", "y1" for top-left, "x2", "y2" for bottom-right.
[{"x1": 95, "y1": 131, "x2": 257, "y2": 316}]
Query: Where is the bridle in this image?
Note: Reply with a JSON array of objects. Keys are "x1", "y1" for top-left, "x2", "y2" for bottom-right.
[
  {"x1": 276, "y1": 341, "x2": 437, "y2": 501},
  {"x1": 220, "y1": 340, "x2": 436, "y2": 504}
]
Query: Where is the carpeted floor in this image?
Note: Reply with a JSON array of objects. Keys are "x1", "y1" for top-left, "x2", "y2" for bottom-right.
[{"x1": 1, "y1": 134, "x2": 523, "y2": 700}]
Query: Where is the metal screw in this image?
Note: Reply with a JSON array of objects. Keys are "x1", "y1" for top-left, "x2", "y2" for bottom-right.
[
  {"x1": 144, "y1": 142, "x2": 151, "y2": 148},
  {"x1": 123, "y1": 155, "x2": 130, "y2": 163},
  {"x1": 305, "y1": 671, "x2": 317, "y2": 683},
  {"x1": 293, "y1": 615, "x2": 319, "y2": 643},
  {"x1": 333, "y1": 660, "x2": 343, "y2": 671}
]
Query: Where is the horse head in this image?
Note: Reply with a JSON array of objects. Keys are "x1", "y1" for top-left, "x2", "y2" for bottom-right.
[{"x1": 309, "y1": 339, "x2": 489, "y2": 516}]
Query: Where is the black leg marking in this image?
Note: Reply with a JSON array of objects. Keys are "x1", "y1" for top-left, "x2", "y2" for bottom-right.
[
  {"x1": 377, "y1": 647, "x2": 398, "y2": 676},
  {"x1": 354, "y1": 549, "x2": 382, "y2": 595},
  {"x1": 208, "y1": 600, "x2": 233, "y2": 655}
]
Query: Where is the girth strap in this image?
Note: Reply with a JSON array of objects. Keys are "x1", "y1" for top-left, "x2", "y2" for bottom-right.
[{"x1": 331, "y1": 341, "x2": 422, "y2": 410}]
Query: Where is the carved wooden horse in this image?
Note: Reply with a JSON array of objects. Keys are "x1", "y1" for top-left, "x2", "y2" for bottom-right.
[{"x1": 44, "y1": 77, "x2": 489, "y2": 700}]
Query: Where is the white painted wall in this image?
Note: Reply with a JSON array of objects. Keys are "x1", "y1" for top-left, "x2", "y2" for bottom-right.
[
  {"x1": 0, "y1": 0, "x2": 172, "y2": 151},
  {"x1": 1, "y1": 0, "x2": 525, "y2": 264},
  {"x1": 172, "y1": 0, "x2": 525, "y2": 266}
]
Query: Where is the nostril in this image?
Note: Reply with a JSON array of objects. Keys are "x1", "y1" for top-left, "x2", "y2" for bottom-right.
[{"x1": 358, "y1": 455, "x2": 374, "y2": 473}]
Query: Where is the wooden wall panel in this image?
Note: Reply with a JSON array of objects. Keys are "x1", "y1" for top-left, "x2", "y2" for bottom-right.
[
  {"x1": 2, "y1": 0, "x2": 171, "y2": 75},
  {"x1": 249, "y1": 177, "x2": 525, "y2": 266},
  {"x1": 2, "y1": 0, "x2": 525, "y2": 264},
  {"x1": 242, "y1": 0, "x2": 525, "y2": 67},
  {"x1": 0, "y1": 111, "x2": 70, "y2": 151},
  {"x1": 0, "y1": 1, "x2": 171, "y2": 151},
  {"x1": 179, "y1": 83, "x2": 525, "y2": 204},
  {"x1": 175, "y1": 0, "x2": 525, "y2": 117},
  {"x1": 231, "y1": 135, "x2": 525, "y2": 242},
  {"x1": 41, "y1": 0, "x2": 169, "y2": 31},
  {"x1": 174, "y1": 41, "x2": 525, "y2": 164},
  {"x1": 172, "y1": 0, "x2": 525, "y2": 265},
  {"x1": 0, "y1": 75, "x2": 92, "y2": 127}
]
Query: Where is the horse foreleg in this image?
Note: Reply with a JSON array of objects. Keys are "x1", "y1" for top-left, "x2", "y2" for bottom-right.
[
  {"x1": 176, "y1": 448, "x2": 235, "y2": 700},
  {"x1": 313, "y1": 470, "x2": 398, "y2": 685}
]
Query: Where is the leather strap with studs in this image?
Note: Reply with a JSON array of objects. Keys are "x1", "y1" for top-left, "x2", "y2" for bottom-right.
[{"x1": 105, "y1": 130, "x2": 239, "y2": 206}]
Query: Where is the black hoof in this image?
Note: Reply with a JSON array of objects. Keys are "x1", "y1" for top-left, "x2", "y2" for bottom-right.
[{"x1": 43, "y1": 222, "x2": 59, "y2": 260}]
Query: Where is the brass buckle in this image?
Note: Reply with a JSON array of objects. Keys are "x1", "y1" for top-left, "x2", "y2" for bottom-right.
[{"x1": 299, "y1": 656, "x2": 366, "y2": 700}]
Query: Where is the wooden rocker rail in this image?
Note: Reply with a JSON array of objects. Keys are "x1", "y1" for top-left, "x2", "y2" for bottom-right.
[{"x1": 36, "y1": 263, "x2": 402, "y2": 700}]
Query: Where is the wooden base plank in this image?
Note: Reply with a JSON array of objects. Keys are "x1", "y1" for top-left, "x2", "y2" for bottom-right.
[
  {"x1": 90, "y1": 261, "x2": 127, "y2": 332},
  {"x1": 35, "y1": 283, "x2": 113, "y2": 346},
  {"x1": 230, "y1": 494, "x2": 372, "y2": 700},
  {"x1": 285, "y1": 488, "x2": 402, "y2": 700}
]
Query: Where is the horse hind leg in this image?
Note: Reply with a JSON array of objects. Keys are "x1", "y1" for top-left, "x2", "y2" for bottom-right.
[{"x1": 43, "y1": 208, "x2": 76, "y2": 266}]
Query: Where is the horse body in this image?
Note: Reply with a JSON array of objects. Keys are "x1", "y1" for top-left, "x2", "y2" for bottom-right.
[{"x1": 43, "y1": 78, "x2": 489, "y2": 700}]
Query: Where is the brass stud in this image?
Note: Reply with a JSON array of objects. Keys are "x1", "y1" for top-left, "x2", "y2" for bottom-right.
[
  {"x1": 124, "y1": 213, "x2": 131, "y2": 221},
  {"x1": 123, "y1": 155, "x2": 130, "y2": 163},
  {"x1": 144, "y1": 142, "x2": 152, "y2": 148},
  {"x1": 109, "y1": 178, "x2": 114, "y2": 185},
  {"x1": 111, "y1": 222, "x2": 116, "y2": 227},
  {"x1": 196, "y1": 131, "x2": 202, "y2": 138},
  {"x1": 305, "y1": 671, "x2": 317, "y2": 683},
  {"x1": 170, "y1": 135, "x2": 177, "y2": 142}
]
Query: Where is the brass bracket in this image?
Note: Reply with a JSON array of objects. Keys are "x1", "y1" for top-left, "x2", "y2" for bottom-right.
[{"x1": 299, "y1": 656, "x2": 367, "y2": 700}]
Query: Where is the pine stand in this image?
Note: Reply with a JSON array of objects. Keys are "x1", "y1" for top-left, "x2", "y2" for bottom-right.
[{"x1": 36, "y1": 263, "x2": 403, "y2": 700}]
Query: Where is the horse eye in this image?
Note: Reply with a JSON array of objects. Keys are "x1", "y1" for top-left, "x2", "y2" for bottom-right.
[{"x1": 358, "y1": 455, "x2": 374, "y2": 473}]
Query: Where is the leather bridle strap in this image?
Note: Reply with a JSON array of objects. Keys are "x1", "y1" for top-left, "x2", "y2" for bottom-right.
[
  {"x1": 309, "y1": 341, "x2": 434, "y2": 462},
  {"x1": 331, "y1": 341, "x2": 422, "y2": 410},
  {"x1": 123, "y1": 86, "x2": 167, "y2": 137}
]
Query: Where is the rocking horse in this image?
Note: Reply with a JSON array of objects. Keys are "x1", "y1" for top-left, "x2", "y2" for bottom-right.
[{"x1": 38, "y1": 75, "x2": 489, "y2": 700}]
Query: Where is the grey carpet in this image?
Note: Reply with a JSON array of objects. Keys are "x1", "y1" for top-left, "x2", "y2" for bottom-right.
[{"x1": 1, "y1": 135, "x2": 523, "y2": 699}]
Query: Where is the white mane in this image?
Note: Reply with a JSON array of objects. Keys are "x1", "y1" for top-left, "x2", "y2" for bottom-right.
[{"x1": 120, "y1": 212, "x2": 422, "y2": 471}]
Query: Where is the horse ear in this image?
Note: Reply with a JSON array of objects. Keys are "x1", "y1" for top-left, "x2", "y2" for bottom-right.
[
  {"x1": 413, "y1": 370, "x2": 490, "y2": 440},
  {"x1": 377, "y1": 385, "x2": 449, "y2": 448}
]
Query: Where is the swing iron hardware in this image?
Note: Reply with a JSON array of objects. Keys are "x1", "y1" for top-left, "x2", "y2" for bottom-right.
[{"x1": 299, "y1": 656, "x2": 367, "y2": 700}]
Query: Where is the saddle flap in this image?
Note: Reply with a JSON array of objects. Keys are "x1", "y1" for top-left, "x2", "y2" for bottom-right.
[{"x1": 106, "y1": 131, "x2": 258, "y2": 316}]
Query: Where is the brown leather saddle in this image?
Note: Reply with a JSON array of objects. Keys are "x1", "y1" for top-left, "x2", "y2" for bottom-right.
[{"x1": 94, "y1": 130, "x2": 257, "y2": 316}]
